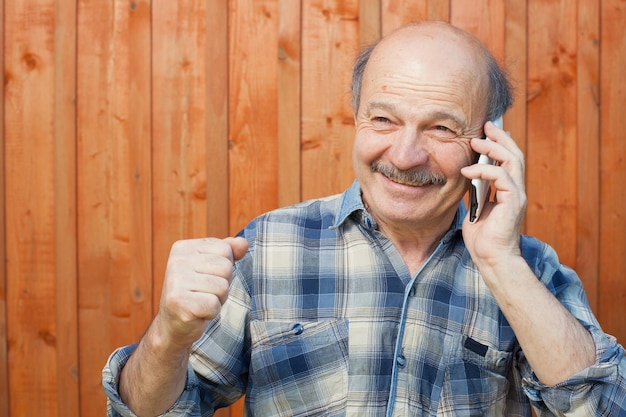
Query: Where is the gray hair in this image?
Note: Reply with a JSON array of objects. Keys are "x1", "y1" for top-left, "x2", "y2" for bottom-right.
[{"x1": 350, "y1": 34, "x2": 514, "y2": 122}]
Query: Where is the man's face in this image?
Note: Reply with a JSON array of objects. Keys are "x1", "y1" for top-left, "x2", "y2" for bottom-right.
[{"x1": 353, "y1": 27, "x2": 487, "y2": 231}]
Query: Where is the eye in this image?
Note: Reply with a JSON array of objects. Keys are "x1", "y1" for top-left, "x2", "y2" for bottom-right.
[
  {"x1": 427, "y1": 125, "x2": 459, "y2": 140},
  {"x1": 372, "y1": 116, "x2": 391, "y2": 124}
]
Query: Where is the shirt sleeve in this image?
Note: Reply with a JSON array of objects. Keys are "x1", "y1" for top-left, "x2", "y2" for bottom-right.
[
  {"x1": 517, "y1": 236, "x2": 626, "y2": 415},
  {"x1": 102, "y1": 344, "x2": 205, "y2": 417}
]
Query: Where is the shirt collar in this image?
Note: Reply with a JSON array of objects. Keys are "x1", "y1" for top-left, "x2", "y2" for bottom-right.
[{"x1": 332, "y1": 179, "x2": 467, "y2": 235}]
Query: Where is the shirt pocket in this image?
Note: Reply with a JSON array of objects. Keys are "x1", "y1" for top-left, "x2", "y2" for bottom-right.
[
  {"x1": 249, "y1": 319, "x2": 349, "y2": 417},
  {"x1": 438, "y1": 335, "x2": 512, "y2": 416}
]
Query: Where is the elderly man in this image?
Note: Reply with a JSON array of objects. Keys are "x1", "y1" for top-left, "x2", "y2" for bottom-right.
[{"x1": 103, "y1": 21, "x2": 626, "y2": 416}]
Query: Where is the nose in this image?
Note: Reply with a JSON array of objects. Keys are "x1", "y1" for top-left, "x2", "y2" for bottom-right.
[{"x1": 387, "y1": 128, "x2": 429, "y2": 170}]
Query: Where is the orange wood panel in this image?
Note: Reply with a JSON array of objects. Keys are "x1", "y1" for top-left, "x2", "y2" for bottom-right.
[
  {"x1": 278, "y1": 0, "x2": 303, "y2": 207},
  {"x1": 301, "y1": 0, "x2": 359, "y2": 201},
  {"x1": 451, "y1": 0, "x2": 506, "y2": 62},
  {"x1": 525, "y1": 0, "x2": 578, "y2": 268},
  {"x1": 359, "y1": 0, "x2": 381, "y2": 46},
  {"x1": 152, "y1": 0, "x2": 211, "y2": 305},
  {"x1": 381, "y1": 0, "x2": 430, "y2": 34},
  {"x1": 599, "y1": 0, "x2": 626, "y2": 341},
  {"x1": 54, "y1": 0, "x2": 80, "y2": 415},
  {"x1": 76, "y1": 1, "x2": 153, "y2": 415},
  {"x1": 228, "y1": 0, "x2": 280, "y2": 232},
  {"x1": 503, "y1": 0, "x2": 528, "y2": 183},
  {"x1": 206, "y1": 0, "x2": 231, "y2": 239},
  {"x1": 4, "y1": 0, "x2": 60, "y2": 414},
  {"x1": 0, "y1": 0, "x2": 8, "y2": 413},
  {"x1": 576, "y1": 0, "x2": 600, "y2": 312},
  {"x1": 381, "y1": 0, "x2": 449, "y2": 34}
]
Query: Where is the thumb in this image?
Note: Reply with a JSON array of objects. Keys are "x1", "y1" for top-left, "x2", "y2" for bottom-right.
[{"x1": 224, "y1": 236, "x2": 249, "y2": 261}]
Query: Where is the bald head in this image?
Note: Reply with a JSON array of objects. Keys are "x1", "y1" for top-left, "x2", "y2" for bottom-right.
[{"x1": 351, "y1": 21, "x2": 513, "y2": 123}]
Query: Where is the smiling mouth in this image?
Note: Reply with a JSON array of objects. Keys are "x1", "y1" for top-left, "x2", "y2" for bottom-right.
[
  {"x1": 371, "y1": 161, "x2": 447, "y2": 187},
  {"x1": 384, "y1": 175, "x2": 430, "y2": 187}
]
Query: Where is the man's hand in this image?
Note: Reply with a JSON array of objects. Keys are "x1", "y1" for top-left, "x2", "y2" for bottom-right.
[
  {"x1": 155, "y1": 236, "x2": 249, "y2": 349},
  {"x1": 119, "y1": 236, "x2": 248, "y2": 416},
  {"x1": 460, "y1": 122, "x2": 595, "y2": 385},
  {"x1": 460, "y1": 121, "x2": 527, "y2": 268}
]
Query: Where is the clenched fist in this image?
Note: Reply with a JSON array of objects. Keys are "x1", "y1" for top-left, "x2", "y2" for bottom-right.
[{"x1": 155, "y1": 236, "x2": 249, "y2": 349}]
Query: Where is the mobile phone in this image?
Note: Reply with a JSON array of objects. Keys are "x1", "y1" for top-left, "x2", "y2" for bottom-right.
[{"x1": 468, "y1": 117, "x2": 502, "y2": 223}]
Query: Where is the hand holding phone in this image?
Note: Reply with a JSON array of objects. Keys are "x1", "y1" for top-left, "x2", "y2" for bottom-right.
[{"x1": 468, "y1": 117, "x2": 502, "y2": 223}]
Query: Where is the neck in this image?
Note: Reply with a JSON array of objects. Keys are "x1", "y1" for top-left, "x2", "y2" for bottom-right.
[{"x1": 375, "y1": 216, "x2": 454, "y2": 276}]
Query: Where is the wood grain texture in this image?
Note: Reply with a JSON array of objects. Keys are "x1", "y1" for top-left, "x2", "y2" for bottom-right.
[
  {"x1": 152, "y1": 0, "x2": 210, "y2": 305},
  {"x1": 525, "y1": 0, "x2": 578, "y2": 269},
  {"x1": 576, "y1": 0, "x2": 600, "y2": 312},
  {"x1": 5, "y1": 0, "x2": 59, "y2": 414},
  {"x1": 278, "y1": 0, "x2": 302, "y2": 207},
  {"x1": 301, "y1": 0, "x2": 359, "y2": 201},
  {"x1": 599, "y1": 0, "x2": 626, "y2": 337},
  {"x1": 503, "y1": 0, "x2": 528, "y2": 187},
  {"x1": 0, "y1": 0, "x2": 7, "y2": 413},
  {"x1": 381, "y1": 0, "x2": 429, "y2": 34},
  {"x1": 206, "y1": 0, "x2": 231, "y2": 239},
  {"x1": 359, "y1": 0, "x2": 381, "y2": 45},
  {"x1": 77, "y1": 1, "x2": 153, "y2": 414},
  {"x1": 451, "y1": 0, "x2": 505, "y2": 61},
  {"x1": 229, "y1": 0, "x2": 280, "y2": 233},
  {"x1": 54, "y1": 0, "x2": 80, "y2": 415}
]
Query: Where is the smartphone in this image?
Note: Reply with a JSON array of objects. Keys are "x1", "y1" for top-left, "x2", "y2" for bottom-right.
[{"x1": 468, "y1": 117, "x2": 502, "y2": 223}]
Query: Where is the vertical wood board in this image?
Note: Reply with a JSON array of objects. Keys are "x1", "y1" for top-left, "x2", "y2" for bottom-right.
[
  {"x1": 228, "y1": 0, "x2": 280, "y2": 233},
  {"x1": 4, "y1": 0, "x2": 59, "y2": 414},
  {"x1": 301, "y1": 0, "x2": 359, "y2": 201}
]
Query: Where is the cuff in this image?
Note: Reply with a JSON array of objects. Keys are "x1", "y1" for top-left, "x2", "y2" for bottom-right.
[
  {"x1": 102, "y1": 344, "x2": 202, "y2": 417},
  {"x1": 522, "y1": 329, "x2": 624, "y2": 413}
]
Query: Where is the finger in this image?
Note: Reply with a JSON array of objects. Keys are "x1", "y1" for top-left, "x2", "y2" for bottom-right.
[
  {"x1": 467, "y1": 138, "x2": 525, "y2": 186},
  {"x1": 484, "y1": 121, "x2": 524, "y2": 160},
  {"x1": 224, "y1": 236, "x2": 249, "y2": 261}
]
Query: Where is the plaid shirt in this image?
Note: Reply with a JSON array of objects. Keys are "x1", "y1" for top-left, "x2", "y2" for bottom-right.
[{"x1": 104, "y1": 180, "x2": 626, "y2": 416}]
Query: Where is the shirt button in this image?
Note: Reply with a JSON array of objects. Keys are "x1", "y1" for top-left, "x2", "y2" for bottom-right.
[
  {"x1": 291, "y1": 323, "x2": 304, "y2": 335},
  {"x1": 396, "y1": 355, "x2": 406, "y2": 368}
]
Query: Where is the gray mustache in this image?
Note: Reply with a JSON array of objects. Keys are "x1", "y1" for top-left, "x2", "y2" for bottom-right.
[{"x1": 371, "y1": 161, "x2": 447, "y2": 186}]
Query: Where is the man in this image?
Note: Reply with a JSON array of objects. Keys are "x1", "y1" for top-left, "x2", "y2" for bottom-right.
[{"x1": 103, "y1": 21, "x2": 626, "y2": 416}]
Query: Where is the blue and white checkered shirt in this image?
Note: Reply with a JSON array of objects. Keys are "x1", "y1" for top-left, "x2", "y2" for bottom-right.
[{"x1": 104, "y1": 180, "x2": 626, "y2": 416}]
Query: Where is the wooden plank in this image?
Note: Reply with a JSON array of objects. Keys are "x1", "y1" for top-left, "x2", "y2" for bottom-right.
[
  {"x1": 54, "y1": 0, "x2": 80, "y2": 415},
  {"x1": 599, "y1": 0, "x2": 626, "y2": 341},
  {"x1": 228, "y1": 0, "x2": 280, "y2": 231},
  {"x1": 525, "y1": 0, "x2": 578, "y2": 268},
  {"x1": 0, "y1": 0, "x2": 9, "y2": 413},
  {"x1": 381, "y1": 0, "x2": 428, "y2": 35},
  {"x1": 380, "y1": 0, "x2": 450, "y2": 35},
  {"x1": 576, "y1": 0, "x2": 600, "y2": 313},
  {"x1": 152, "y1": 0, "x2": 210, "y2": 306},
  {"x1": 4, "y1": 0, "x2": 59, "y2": 414},
  {"x1": 427, "y1": 0, "x2": 450, "y2": 21},
  {"x1": 76, "y1": 1, "x2": 153, "y2": 415},
  {"x1": 206, "y1": 0, "x2": 230, "y2": 239},
  {"x1": 301, "y1": 0, "x2": 359, "y2": 201},
  {"x1": 359, "y1": 0, "x2": 381, "y2": 46},
  {"x1": 451, "y1": 0, "x2": 505, "y2": 61},
  {"x1": 278, "y1": 0, "x2": 302, "y2": 207},
  {"x1": 504, "y1": 0, "x2": 528, "y2": 191},
  {"x1": 0, "y1": 0, "x2": 8, "y2": 413}
]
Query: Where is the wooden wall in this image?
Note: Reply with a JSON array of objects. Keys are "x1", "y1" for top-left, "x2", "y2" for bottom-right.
[{"x1": 1, "y1": 0, "x2": 624, "y2": 415}]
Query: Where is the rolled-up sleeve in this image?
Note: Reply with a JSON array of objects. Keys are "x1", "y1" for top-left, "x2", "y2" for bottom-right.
[
  {"x1": 518, "y1": 236, "x2": 626, "y2": 415},
  {"x1": 521, "y1": 330, "x2": 626, "y2": 415},
  {"x1": 102, "y1": 344, "x2": 204, "y2": 417}
]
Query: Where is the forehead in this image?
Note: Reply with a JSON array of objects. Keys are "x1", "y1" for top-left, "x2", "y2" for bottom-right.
[{"x1": 360, "y1": 25, "x2": 487, "y2": 112}]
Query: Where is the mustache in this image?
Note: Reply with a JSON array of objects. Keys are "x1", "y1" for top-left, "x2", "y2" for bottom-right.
[{"x1": 371, "y1": 161, "x2": 447, "y2": 186}]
